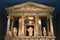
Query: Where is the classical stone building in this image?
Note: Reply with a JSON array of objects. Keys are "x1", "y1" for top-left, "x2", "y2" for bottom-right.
[{"x1": 5, "y1": 2, "x2": 55, "y2": 40}]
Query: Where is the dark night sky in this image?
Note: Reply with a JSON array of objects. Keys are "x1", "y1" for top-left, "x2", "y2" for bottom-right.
[{"x1": 0, "y1": 0, "x2": 60, "y2": 40}]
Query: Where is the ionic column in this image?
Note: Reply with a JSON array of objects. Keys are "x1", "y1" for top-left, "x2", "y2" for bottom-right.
[
  {"x1": 46, "y1": 17, "x2": 49, "y2": 36},
  {"x1": 11, "y1": 18, "x2": 14, "y2": 32},
  {"x1": 50, "y1": 16, "x2": 54, "y2": 35},
  {"x1": 11, "y1": 18, "x2": 14, "y2": 36},
  {"x1": 18, "y1": 18, "x2": 22, "y2": 36},
  {"x1": 21, "y1": 16, "x2": 25, "y2": 36},
  {"x1": 35, "y1": 16, "x2": 38, "y2": 36},
  {"x1": 6, "y1": 16, "x2": 11, "y2": 35},
  {"x1": 38, "y1": 18, "x2": 42, "y2": 36}
]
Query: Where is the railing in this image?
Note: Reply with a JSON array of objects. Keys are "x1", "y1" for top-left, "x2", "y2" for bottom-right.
[{"x1": 5, "y1": 36, "x2": 55, "y2": 40}]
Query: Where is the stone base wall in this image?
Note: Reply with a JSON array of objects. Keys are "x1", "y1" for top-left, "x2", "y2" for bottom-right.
[{"x1": 5, "y1": 36, "x2": 55, "y2": 40}]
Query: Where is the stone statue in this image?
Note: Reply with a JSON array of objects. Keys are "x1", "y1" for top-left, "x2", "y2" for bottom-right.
[
  {"x1": 26, "y1": 27, "x2": 33, "y2": 36},
  {"x1": 13, "y1": 27, "x2": 17, "y2": 36},
  {"x1": 43, "y1": 27, "x2": 47, "y2": 36}
]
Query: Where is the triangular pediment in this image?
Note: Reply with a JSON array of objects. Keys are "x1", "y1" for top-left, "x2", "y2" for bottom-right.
[
  {"x1": 5, "y1": 2, "x2": 55, "y2": 16},
  {"x1": 7, "y1": 5, "x2": 49, "y2": 12}
]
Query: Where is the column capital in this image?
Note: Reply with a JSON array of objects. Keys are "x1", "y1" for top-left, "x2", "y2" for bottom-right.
[
  {"x1": 7, "y1": 16, "x2": 14, "y2": 21},
  {"x1": 11, "y1": 17, "x2": 14, "y2": 21},
  {"x1": 7, "y1": 16, "x2": 14, "y2": 20},
  {"x1": 46, "y1": 15, "x2": 53, "y2": 20},
  {"x1": 49, "y1": 15, "x2": 53, "y2": 18},
  {"x1": 7, "y1": 16, "x2": 10, "y2": 18},
  {"x1": 7, "y1": 16, "x2": 13, "y2": 18}
]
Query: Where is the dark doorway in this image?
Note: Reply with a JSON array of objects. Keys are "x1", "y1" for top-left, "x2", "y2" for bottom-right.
[{"x1": 26, "y1": 25, "x2": 34, "y2": 36}]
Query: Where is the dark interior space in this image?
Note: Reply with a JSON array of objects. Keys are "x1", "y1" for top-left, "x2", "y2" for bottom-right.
[{"x1": 14, "y1": 19, "x2": 19, "y2": 28}]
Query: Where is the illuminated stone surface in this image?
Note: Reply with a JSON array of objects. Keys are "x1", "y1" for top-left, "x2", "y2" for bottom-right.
[{"x1": 5, "y1": 2, "x2": 55, "y2": 40}]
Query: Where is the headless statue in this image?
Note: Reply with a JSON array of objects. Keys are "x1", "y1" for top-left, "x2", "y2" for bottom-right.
[
  {"x1": 26, "y1": 27, "x2": 33, "y2": 36},
  {"x1": 43, "y1": 27, "x2": 47, "y2": 36},
  {"x1": 13, "y1": 27, "x2": 17, "y2": 36}
]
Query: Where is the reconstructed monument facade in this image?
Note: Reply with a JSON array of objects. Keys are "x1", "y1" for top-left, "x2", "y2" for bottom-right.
[{"x1": 5, "y1": 2, "x2": 55, "y2": 40}]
